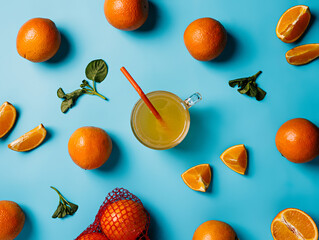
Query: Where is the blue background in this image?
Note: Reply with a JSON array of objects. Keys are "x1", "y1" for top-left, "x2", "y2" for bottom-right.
[{"x1": 1, "y1": 0, "x2": 319, "y2": 239}]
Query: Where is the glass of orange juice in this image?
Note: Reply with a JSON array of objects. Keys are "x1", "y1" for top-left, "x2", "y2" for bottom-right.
[{"x1": 131, "y1": 91, "x2": 202, "y2": 150}]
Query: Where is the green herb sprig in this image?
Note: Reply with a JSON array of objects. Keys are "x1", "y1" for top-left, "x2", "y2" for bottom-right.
[
  {"x1": 228, "y1": 71, "x2": 266, "y2": 101},
  {"x1": 57, "y1": 59, "x2": 108, "y2": 113},
  {"x1": 50, "y1": 186, "x2": 78, "y2": 218}
]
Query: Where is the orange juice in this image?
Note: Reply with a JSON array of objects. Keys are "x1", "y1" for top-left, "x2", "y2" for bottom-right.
[{"x1": 131, "y1": 91, "x2": 191, "y2": 150}]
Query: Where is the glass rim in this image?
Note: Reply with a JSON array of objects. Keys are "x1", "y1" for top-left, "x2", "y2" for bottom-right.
[{"x1": 130, "y1": 90, "x2": 190, "y2": 150}]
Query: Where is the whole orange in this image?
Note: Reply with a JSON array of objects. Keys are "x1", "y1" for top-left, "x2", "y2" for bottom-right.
[
  {"x1": 275, "y1": 118, "x2": 319, "y2": 163},
  {"x1": 184, "y1": 17, "x2": 227, "y2": 61},
  {"x1": 100, "y1": 200, "x2": 148, "y2": 240},
  {"x1": 16, "y1": 18, "x2": 61, "y2": 62},
  {"x1": 104, "y1": 0, "x2": 149, "y2": 31},
  {"x1": 193, "y1": 220, "x2": 237, "y2": 240},
  {"x1": 68, "y1": 127, "x2": 112, "y2": 170},
  {"x1": 78, "y1": 233, "x2": 108, "y2": 240},
  {"x1": 0, "y1": 200, "x2": 25, "y2": 240}
]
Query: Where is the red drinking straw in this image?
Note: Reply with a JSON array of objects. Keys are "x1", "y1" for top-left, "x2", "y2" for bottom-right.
[{"x1": 120, "y1": 67, "x2": 163, "y2": 122}]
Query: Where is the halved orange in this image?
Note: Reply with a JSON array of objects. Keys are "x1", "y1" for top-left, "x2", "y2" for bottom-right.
[
  {"x1": 276, "y1": 5, "x2": 311, "y2": 43},
  {"x1": 271, "y1": 208, "x2": 318, "y2": 240},
  {"x1": 0, "y1": 102, "x2": 17, "y2": 138},
  {"x1": 181, "y1": 164, "x2": 211, "y2": 192},
  {"x1": 220, "y1": 144, "x2": 247, "y2": 175},
  {"x1": 8, "y1": 124, "x2": 47, "y2": 152},
  {"x1": 286, "y1": 44, "x2": 319, "y2": 65}
]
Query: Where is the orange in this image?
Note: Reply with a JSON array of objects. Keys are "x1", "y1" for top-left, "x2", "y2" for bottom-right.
[
  {"x1": 286, "y1": 44, "x2": 319, "y2": 65},
  {"x1": 276, "y1": 5, "x2": 311, "y2": 43},
  {"x1": 104, "y1": 0, "x2": 149, "y2": 31},
  {"x1": 8, "y1": 124, "x2": 47, "y2": 152},
  {"x1": 275, "y1": 118, "x2": 319, "y2": 163},
  {"x1": 68, "y1": 127, "x2": 112, "y2": 170},
  {"x1": 0, "y1": 200, "x2": 25, "y2": 240},
  {"x1": 0, "y1": 102, "x2": 17, "y2": 138},
  {"x1": 193, "y1": 220, "x2": 238, "y2": 240},
  {"x1": 184, "y1": 17, "x2": 227, "y2": 61},
  {"x1": 181, "y1": 164, "x2": 211, "y2": 192},
  {"x1": 78, "y1": 233, "x2": 108, "y2": 240},
  {"x1": 16, "y1": 18, "x2": 61, "y2": 62},
  {"x1": 220, "y1": 144, "x2": 247, "y2": 175},
  {"x1": 100, "y1": 199, "x2": 148, "y2": 240},
  {"x1": 271, "y1": 208, "x2": 318, "y2": 240}
]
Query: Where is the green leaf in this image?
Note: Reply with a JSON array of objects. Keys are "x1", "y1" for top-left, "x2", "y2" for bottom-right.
[
  {"x1": 57, "y1": 88, "x2": 66, "y2": 98},
  {"x1": 238, "y1": 83, "x2": 250, "y2": 94},
  {"x1": 248, "y1": 83, "x2": 258, "y2": 97},
  {"x1": 57, "y1": 59, "x2": 108, "y2": 113},
  {"x1": 69, "y1": 202, "x2": 78, "y2": 213},
  {"x1": 228, "y1": 71, "x2": 266, "y2": 101},
  {"x1": 50, "y1": 186, "x2": 78, "y2": 219},
  {"x1": 52, "y1": 203, "x2": 62, "y2": 218},
  {"x1": 61, "y1": 99, "x2": 73, "y2": 113},
  {"x1": 64, "y1": 89, "x2": 83, "y2": 100},
  {"x1": 256, "y1": 87, "x2": 267, "y2": 101},
  {"x1": 229, "y1": 80, "x2": 239, "y2": 88},
  {"x1": 85, "y1": 59, "x2": 108, "y2": 83},
  {"x1": 80, "y1": 80, "x2": 90, "y2": 89}
]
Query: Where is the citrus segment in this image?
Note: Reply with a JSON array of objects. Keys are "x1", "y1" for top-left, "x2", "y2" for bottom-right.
[
  {"x1": 220, "y1": 144, "x2": 247, "y2": 175},
  {"x1": 271, "y1": 208, "x2": 318, "y2": 240},
  {"x1": 286, "y1": 44, "x2": 319, "y2": 65},
  {"x1": 8, "y1": 124, "x2": 47, "y2": 152},
  {"x1": 181, "y1": 164, "x2": 211, "y2": 192},
  {"x1": 0, "y1": 102, "x2": 17, "y2": 138},
  {"x1": 272, "y1": 221, "x2": 300, "y2": 240},
  {"x1": 276, "y1": 5, "x2": 311, "y2": 43}
]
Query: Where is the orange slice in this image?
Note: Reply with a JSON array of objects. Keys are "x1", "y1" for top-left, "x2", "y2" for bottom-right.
[
  {"x1": 276, "y1": 5, "x2": 311, "y2": 43},
  {"x1": 220, "y1": 144, "x2": 247, "y2": 175},
  {"x1": 181, "y1": 164, "x2": 211, "y2": 192},
  {"x1": 0, "y1": 102, "x2": 17, "y2": 138},
  {"x1": 271, "y1": 208, "x2": 318, "y2": 240},
  {"x1": 8, "y1": 124, "x2": 47, "y2": 152},
  {"x1": 286, "y1": 44, "x2": 319, "y2": 65}
]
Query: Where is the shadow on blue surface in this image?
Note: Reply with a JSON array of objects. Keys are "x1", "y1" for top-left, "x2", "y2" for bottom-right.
[
  {"x1": 96, "y1": 136, "x2": 121, "y2": 172},
  {"x1": 16, "y1": 205, "x2": 33, "y2": 240},
  {"x1": 46, "y1": 30, "x2": 72, "y2": 64},
  {"x1": 148, "y1": 207, "x2": 164, "y2": 240},
  {"x1": 206, "y1": 167, "x2": 214, "y2": 193},
  {"x1": 42, "y1": 126, "x2": 54, "y2": 146},
  {"x1": 173, "y1": 107, "x2": 219, "y2": 155},
  {"x1": 305, "y1": 155, "x2": 319, "y2": 167},
  {"x1": 245, "y1": 145, "x2": 251, "y2": 176},
  {"x1": 209, "y1": 31, "x2": 237, "y2": 63},
  {"x1": 135, "y1": 1, "x2": 159, "y2": 32}
]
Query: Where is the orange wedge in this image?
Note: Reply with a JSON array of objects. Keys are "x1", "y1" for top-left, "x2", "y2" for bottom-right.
[
  {"x1": 271, "y1": 208, "x2": 318, "y2": 240},
  {"x1": 181, "y1": 164, "x2": 211, "y2": 192},
  {"x1": 220, "y1": 144, "x2": 247, "y2": 175},
  {"x1": 8, "y1": 124, "x2": 47, "y2": 152},
  {"x1": 0, "y1": 102, "x2": 17, "y2": 138},
  {"x1": 286, "y1": 44, "x2": 319, "y2": 65},
  {"x1": 276, "y1": 5, "x2": 311, "y2": 43}
]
